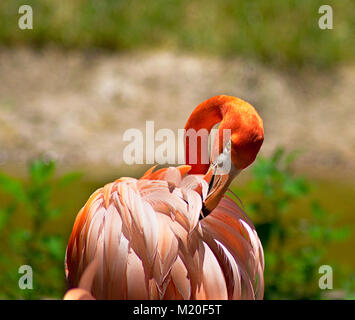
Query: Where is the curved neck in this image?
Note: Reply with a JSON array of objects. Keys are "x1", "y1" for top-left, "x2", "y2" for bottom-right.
[{"x1": 184, "y1": 95, "x2": 233, "y2": 174}]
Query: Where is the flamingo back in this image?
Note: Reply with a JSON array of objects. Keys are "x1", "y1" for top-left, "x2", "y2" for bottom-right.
[{"x1": 65, "y1": 165, "x2": 264, "y2": 300}]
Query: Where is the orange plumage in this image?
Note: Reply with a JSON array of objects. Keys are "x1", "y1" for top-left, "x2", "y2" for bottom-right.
[{"x1": 64, "y1": 95, "x2": 264, "y2": 300}]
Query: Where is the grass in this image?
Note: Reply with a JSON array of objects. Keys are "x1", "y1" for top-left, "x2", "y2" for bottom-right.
[{"x1": 0, "y1": 0, "x2": 354, "y2": 68}]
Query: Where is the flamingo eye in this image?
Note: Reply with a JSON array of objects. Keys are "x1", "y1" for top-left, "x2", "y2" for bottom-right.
[
  {"x1": 212, "y1": 140, "x2": 232, "y2": 174},
  {"x1": 225, "y1": 140, "x2": 231, "y2": 151}
]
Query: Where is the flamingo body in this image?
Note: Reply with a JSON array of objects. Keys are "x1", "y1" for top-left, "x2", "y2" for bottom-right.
[
  {"x1": 65, "y1": 166, "x2": 264, "y2": 299},
  {"x1": 65, "y1": 95, "x2": 265, "y2": 300}
]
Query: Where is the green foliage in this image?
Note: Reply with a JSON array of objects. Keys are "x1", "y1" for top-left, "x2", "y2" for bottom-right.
[
  {"x1": 0, "y1": 159, "x2": 81, "y2": 299},
  {"x1": 0, "y1": 151, "x2": 353, "y2": 299},
  {"x1": 232, "y1": 147, "x2": 352, "y2": 299},
  {"x1": 0, "y1": 0, "x2": 354, "y2": 68}
]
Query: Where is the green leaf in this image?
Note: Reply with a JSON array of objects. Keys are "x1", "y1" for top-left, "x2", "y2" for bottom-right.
[
  {"x1": 29, "y1": 159, "x2": 55, "y2": 184},
  {"x1": 41, "y1": 236, "x2": 65, "y2": 261},
  {"x1": 48, "y1": 208, "x2": 62, "y2": 219},
  {"x1": 271, "y1": 147, "x2": 284, "y2": 164},
  {"x1": 283, "y1": 177, "x2": 309, "y2": 197},
  {"x1": 285, "y1": 149, "x2": 302, "y2": 167},
  {"x1": 0, "y1": 172, "x2": 28, "y2": 204},
  {"x1": 10, "y1": 229, "x2": 32, "y2": 248},
  {"x1": 0, "y1": 204, "x2": 15, "y2": 231},
  {"x1": 311, "y1": 202, "x2": 325, "y2": 219},
  {"x1": 330, "y1": 227, "x2": 351, "y2": 242},
  {"x1": 57, "y1": 172, "x2": 82, "y2": 187}
]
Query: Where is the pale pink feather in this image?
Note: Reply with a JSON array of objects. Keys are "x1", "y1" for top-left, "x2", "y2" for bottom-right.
[{"x1": 65, "y1": 166, "x2": 264, "y2": 300}]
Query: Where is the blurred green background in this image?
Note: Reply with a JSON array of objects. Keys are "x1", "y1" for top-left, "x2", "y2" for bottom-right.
[
  {"x1": 0, "y1": 0, "x2": 354, "y2": 299},
  {"x1": 1, "y1": 0, "x2": 354, "y2": 68}
]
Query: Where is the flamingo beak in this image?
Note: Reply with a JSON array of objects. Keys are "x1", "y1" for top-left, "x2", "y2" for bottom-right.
[{"x1": 202, "y1": 141, "x2": 240, "y2": 217}]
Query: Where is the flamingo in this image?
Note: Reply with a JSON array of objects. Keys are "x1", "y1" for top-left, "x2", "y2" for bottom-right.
[{"x1": 64, "y1": 95, "x2": 264, "y2": 300}]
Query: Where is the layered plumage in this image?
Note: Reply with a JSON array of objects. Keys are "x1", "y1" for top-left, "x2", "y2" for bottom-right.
[
  {"x1": 65, "y1": 165, "x2": 264, "y2": 299},
  {"x1": 65, "y1": 95, "x2": 265, "y2": 300}
]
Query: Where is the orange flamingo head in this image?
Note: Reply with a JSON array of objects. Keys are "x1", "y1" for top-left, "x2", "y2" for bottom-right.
[
  {"x1": 215, "y1": 97, "x2": 264, "y2": 172},
  {"x1": 184, "y1": 95, "x2": 264, "y2": 213}
]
